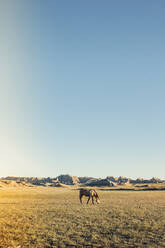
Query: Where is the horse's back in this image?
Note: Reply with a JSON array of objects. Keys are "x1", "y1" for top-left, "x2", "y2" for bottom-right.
[{"x1": 79, "y1": 188, "x2": 90, "y2": 196}]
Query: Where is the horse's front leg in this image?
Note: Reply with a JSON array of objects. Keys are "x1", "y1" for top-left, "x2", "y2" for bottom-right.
[
  {"x1": 92, "y1": 196, "x2": 94, "y2": 204},
  {"x1": 87, "y1": 196, "x2": 90, "y2": 204}
]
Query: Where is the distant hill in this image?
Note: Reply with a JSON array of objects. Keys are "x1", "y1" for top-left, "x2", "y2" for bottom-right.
[
  {"x1": 56, "y1": 174, "x2": 79, "y2": 185},
  {"x1": 84, "y1": 178, "x2": 115, "y2": 187},
  {"x1": 0, "y1": 180, "x2": 33, "y2": 188},
  {"x1": 1, "y1": 175, "x2": 164, "y2": 187}
]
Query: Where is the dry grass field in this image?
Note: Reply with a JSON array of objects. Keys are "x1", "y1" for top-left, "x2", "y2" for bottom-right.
[{"x1": 0, "y1": 186, "x2": 165, "y2": 248}]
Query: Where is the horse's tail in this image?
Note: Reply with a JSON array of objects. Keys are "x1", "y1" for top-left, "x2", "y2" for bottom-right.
[{"x1": 79, "y1": 190, "x2": 83, "y2": 203}]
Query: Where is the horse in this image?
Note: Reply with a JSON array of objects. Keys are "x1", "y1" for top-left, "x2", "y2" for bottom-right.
[{"x1": 79, "y1": 188, "x2": 100, "y2": 204}]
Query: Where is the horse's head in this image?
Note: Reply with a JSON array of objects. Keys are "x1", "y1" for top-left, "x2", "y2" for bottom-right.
[{"x1": 94, "y1": 192, "x2": 100, "y2": 204}]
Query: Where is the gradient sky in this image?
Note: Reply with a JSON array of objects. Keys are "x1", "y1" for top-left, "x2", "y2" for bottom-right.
[{"x1": 0, "y1": 0, "x2": 165, "y2": 178}]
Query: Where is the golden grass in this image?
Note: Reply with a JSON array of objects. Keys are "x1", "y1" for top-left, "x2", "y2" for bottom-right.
[{"x1": 0, "y1": 187, "x2": 165, "y2": 247}]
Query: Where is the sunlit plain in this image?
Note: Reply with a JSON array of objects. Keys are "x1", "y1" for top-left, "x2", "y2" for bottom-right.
[{"x1": 0, "y1": 186, "x2": 165, "y2": 247}]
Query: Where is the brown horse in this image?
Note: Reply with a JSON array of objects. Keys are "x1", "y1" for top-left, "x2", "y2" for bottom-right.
[{"x1": 79, "y1": 188, "x2": 100, "y2": 204}]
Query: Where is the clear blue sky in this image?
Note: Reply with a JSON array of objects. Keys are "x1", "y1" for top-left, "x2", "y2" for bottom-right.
[{"x1": 0, "y1": 0, "x2": 165, "y2": 178}]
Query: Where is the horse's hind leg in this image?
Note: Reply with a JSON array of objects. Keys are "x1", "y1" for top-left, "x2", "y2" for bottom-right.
[{"x1": 87, "y1": 196, "x2": 90, "y2": 204}]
